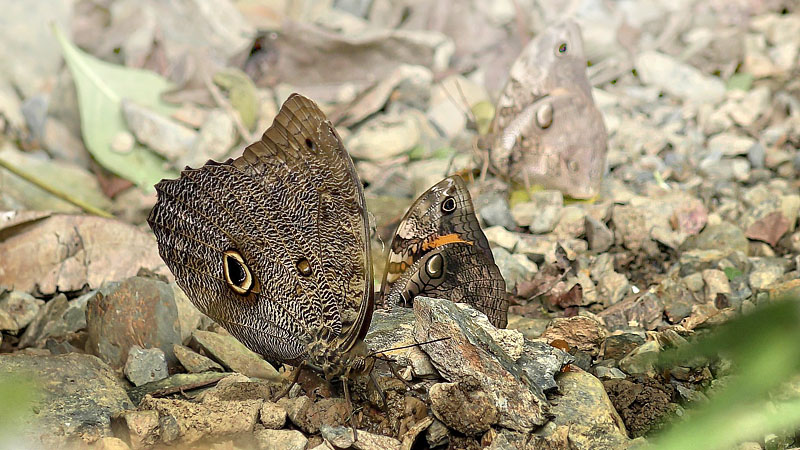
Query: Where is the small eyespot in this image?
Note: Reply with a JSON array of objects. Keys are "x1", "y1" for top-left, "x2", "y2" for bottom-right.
[
  {"x1": 305, "y1": 138, "x2": 316, "y2": 151},
  {"x1": 296, "y1": 258, "x2": 312, "y2": 277},
  {"x1": 441, "y1": 196, "x2": 457, "y2": 214},
  {"x1": 425, "y1": 253, "x2": 445, "y2": 278},
  {"x1": 536, "y1": 103, "x2": 553, "y2": 129},
  {"x1": 223, "y1": 250, "x2": 253, "y2": 295},
  {"x1": 558, "y1": 42, "x2": 568, "y2": 54},
  {"x1": 568, "y1": 160, "x2": 580, "y2": 172}
]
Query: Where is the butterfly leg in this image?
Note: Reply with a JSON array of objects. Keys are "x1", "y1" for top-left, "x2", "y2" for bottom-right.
[
  {"x1": 369, "y1": 370, "x2": 387, "y2": 408},
  {"x1": 342, "y1": 376, "x2": 359, "y2": 442},
  {"x1": 272, "y1": 364, "x2": 304, "y2": 402}
]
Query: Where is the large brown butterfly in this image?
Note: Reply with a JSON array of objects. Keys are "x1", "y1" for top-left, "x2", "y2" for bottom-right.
[
  {"x1": 379, "y1": 176, "x2": 509, "y2": 328},
  {"x1": 148, "y1": 94, "x2": 374, "y2": 381},
  {"x1": 487, "y1": 20, "x2": 607, "y2": 199}
]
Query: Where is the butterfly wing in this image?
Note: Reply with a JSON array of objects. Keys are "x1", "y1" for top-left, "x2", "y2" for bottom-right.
[
  {"x1": 385, "y1": 242, "x2": 508, "y2": 328},
  {"x1": 379, "y1": 175, "x2": 507, "y2": 327},
  {"x1": 148, "y1": 94, "x2": 373, "y2": 365}
]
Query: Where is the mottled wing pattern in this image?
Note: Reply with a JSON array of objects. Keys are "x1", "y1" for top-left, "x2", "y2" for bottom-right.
[
  {"x1": 379, "y1": 175, "x2": 508, "y2": 327},
  {"x1": 488, "y1": 20, "x2": 607, "y2": 199},
  {"x1": 379, "y1": 176, "x2": 492, "y2": 297},
  {"x1": 148, "y1": 94, "x2": 373, "y2": 365},
  {"x1": 385, "y1": 243, "x2": 508, "y2": 328}
]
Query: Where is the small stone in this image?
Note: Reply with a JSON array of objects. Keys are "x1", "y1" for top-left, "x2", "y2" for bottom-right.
[
  {"x1": 346, "y1": 111, "x2": 421, "y2": 161},
  {"x1": 596, "y1": 271, "x2": 629, "y2": 307},
  {"x1": 0, "y1": 290, "x2": 43, "y2": 332},
  {"x1": 171, "y1": 283, "x2": 207, "y2": 344},
  {"x1": 429, "y1": 379, "x2": 497, "y2": 436},
  {"x1": 635, "y1": 50, "x2": 725, "y2": 103},
  {"x1": 180, "y1": 109, "x2": 236, "y2": 169},
  {"x1": 281, "y1": 396, "x2": 349, "y2": 434},
  {"x1": 426, "y1": 419, "x2": 449, "y2": 448},
  {"x1": 543, "y1": 369, "x2": 630, "y2": 448},
  {"x1": 124, "y1": 346, "x2": 169, "y2": 387},
  {"x1": 122, "y1": 99, "x2": 197, "y2": 162},
  {"x1": 707, "y1": 133, "x2": 757, "y2": 157},
  {"x1": 254, "y1": 429, "x2": 308, "y2": 450},
  {"x1": 260, "y1": 401, "x2": 287, "y2": 429},
  {"x1": 748, "y1": 258, "x2": 785, "y2": 290},
  {"x1": 192, "y1": 330, "x2": 280, "y2": 380},
  {"x1": 682, "y1": 273, "x2": 705, "y2": 292},
  {"x1": 554, "y1": 206, "x2": 586, "y2": 239},
  {"x1": 595, "y1": 366, "x2": 627, "y2": 379},
  {"x1": 598, "y1": 292, "x2": 664, "y2": 331},
  {"x1": 18, "y1": 292, "x2": 92, "y2": 348},
  {"x1": 113, "y1": 410, "x2": 160, "y2": 449},
  {"x1": 602, "y1": 333, "x2": 646, "y2": 361},
  {"x1": 619, "y1": 341, "x2": 660, "y2": 376},
  {"x1": 173, "y1": 344, "x2": 223, "y2": 373},
  {"x1": 110, "y1": 131, "x2": 135, "y2": 153},
  {"x1": 585, "y1": 215, "x2": 613, "y2": 252},
  {"x1": 702, "y1": 269, "x2": 732, "y2": 302},
  {"x1": 682, "y1": 222, "x2": 749, "y2": 256},
  {"x1": 491, "y1": 247, "x2": 537, "y2": 292},
  {"x1": 540, "y1": 316, "x2": 607, "y2": 357}
]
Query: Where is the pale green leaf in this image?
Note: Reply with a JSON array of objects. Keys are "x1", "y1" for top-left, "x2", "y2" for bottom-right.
[
  {"x1": 53, "y1": 25, "x2": 178, "y2": 190},
  {"x1": 213, "y1": 68, "x2": 258, "y2": 131}
]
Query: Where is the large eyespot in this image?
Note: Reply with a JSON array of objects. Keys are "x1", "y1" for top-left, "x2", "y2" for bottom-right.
[
  {"x1": 557, "y1": 42, "x2": 568, "y2": 55},
  {"x1": 223, "y1": 250, "x2": 253, "y2": 295},
  {"x1": 296, "y1": 257, "x2": 312, "y2": 277},
  {"x1": 425, "y1": 253, "x2": 445, "y2": 279},
  {"x1": 441, "y1": 196, "x2": 457, "y2": 214}
]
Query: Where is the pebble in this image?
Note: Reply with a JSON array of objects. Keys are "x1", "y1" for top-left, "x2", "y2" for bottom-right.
[
  {"x1": 173, "y1": 344, "x2": 224, "y2": 373},
  {"x1": 192, "y1": 330, "x2": 281, "y2": 381},
  {"x1": 635, "y1": 50, "x2": 725, "y2": 103},
  {"x1": 260, "y1": 401, "x2": 288, "y2": 429},
  {"x1": 0, "y1": 290, "x2": 43, "y2": 332},
  {"x1": 254, "y1": 429, "x2": 307, "y2": 450},
  {"x1": 124, "y1": 345, "x2": 169, "y2": 387}
]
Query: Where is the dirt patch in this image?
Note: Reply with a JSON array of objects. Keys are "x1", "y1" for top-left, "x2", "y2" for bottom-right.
[{"x1": 603, "y1": 376, "x2": 678, "y2": 437}]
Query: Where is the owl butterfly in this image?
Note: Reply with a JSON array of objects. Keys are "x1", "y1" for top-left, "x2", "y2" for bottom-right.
[
  {"x1": 148, "y1": 94, "x2": 375, "y2": 384},
  {"x1": 379, "y1": 176, "x2": 509, "y2": 328},
  {"x1": 488, "y1": 20, "x2": 608, "y2": 199}
]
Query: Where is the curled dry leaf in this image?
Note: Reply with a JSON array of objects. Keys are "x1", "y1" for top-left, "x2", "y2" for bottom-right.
[{"x1": 0, "y1": 213, "x2": 172, "y2": 295}]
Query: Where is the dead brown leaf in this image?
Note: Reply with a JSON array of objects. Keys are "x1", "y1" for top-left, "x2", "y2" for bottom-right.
[{"x1": 745, "y1": 210, "x2": 790, "y2": 247}]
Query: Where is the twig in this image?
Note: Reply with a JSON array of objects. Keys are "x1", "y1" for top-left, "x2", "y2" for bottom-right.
[
  {"x1": 0, "y1": 157, "x2": 113, "y2": 218},
  {"x1": 203, "y1": 75, "x2": 257, "y2": 144}
]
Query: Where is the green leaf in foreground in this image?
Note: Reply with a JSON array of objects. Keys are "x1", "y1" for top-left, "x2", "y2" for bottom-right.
[
  {"x1": 53, "y1": 25, "x2": 178, "y2": 190},
  {"x1": 651, "y1": 298, "x2": 800, "y2": 450}
]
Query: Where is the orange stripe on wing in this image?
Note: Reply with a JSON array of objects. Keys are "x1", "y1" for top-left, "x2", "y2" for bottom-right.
[{"x1": 422, "y1": 233, "x2": 473, "y2": 251}]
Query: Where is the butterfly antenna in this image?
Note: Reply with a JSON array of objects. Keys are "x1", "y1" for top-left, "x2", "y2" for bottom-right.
[{"x1": 366, "y1": 336, "x2": 451, "y2": 358}]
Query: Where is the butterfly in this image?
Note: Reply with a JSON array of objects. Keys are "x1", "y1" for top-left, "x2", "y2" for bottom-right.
[
  {"x1": 148, "y1": 94, "x2": 374, "y2": 382},
  {"x1": 379, "y1": 176, "x2": 509, "y2": 328},
  {"x1": 487, "y1": 20, "x2": 607, "y2": 199}
]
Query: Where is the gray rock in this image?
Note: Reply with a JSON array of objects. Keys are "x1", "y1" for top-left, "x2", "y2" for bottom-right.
[
  {"x1": 126, "y1": 372, "x2": 229, "y2": 405},
  {"x1": 173, "y1": 344, "x2": 223, "y2": 373},
  {"x1": 124, "y1": 346, "x2": 169, "y2": 387},
  {"x1": 86, "y1": 277, "x2": 181, "y2": 370},
  {"x1": 112, "y1": 410, "x2": 159, "y2": 449},
  {"x1": 599, "y1": 292, "x2": 664, "y2": 331},
  {"x1": 540, "y1": 316, "x2": 607, "y2": 357},
  {"x1": 254, "y1": 429, "x2": 307, "y2": 450},
  {"x1": 0, "y1": 353, "x2": 132, "y2": 447},
  {"x1": 121, "y1": 99, "x2": 197, "y2": 162},
  {"x1": 602, "y1": 333, "x2": 646, "y2": 361},
  {"x1": 320, "y1": 424, "x2": 402, "y2": 450},
  {"x1": 281, "y1": 396, "x2": 349, "y2": 434},
  {"x1": 682, "y1": 222, "x2": 749, "y2": 256},
  {"x1": 426, "y1": 418, "x2": 449, "y2": 448},
  {"x1": 414, "y1": 297, "x2": 548, "y2": 431},
  {"x1": 595, "y1": 366, "x2": 627, "y2": 379},
  {"x1": 346, "y1": 111, "x2": 420, "y2": 161},
  {"x1": 702, "y1": 269, "x2": 732, "y2": 302},
  {"x1": 18, "y1": 291, "x2": 92, "y2": 348},
  {"x1": 619, "y1": 341, "x2": 661, "y2": 376},
  {"x1": 473, "y1": 183, "x2": 516, "y2": 230},
  {"x1": 491, "y1": 247, "x2": 537, "y2": 292},
  {"x1": 180, "y1": 109, "x2": 236, "y2": 169},
  {"x1": 596, "y1": 270, "x2": 629, "y2": 307},
  {"x1": 585, "y1": 215, "x2": 614, "y2": 252},
  {"x1": 517, "y1": 341, "x2": 573, "y2": 397},
  {"x1": 191, "y1": 330, "x2": 281, "y2": 381},
  {"x1": 635, "y1": 51, "x2": 725, "y2": 103},
  {"x1": 171, "y1": 283, "x2": 207, "y2": 344},
  {"x1": 0, "y1": 290, "x2": 43, "y2": 332},
  {"x1": 539, "y1": 369, "x2": 630, "y2": 449},
  {"x1": 365, "y1": 307, "x2": 436, "y2": 378}
]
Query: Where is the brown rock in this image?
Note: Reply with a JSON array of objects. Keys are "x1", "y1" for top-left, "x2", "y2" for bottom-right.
[
  {"x1": 598, "y1": 292, "x2": 664, "y2": 331},
  {"x1": 745, "y1": 211, "x2": 790, "y2": 247},
  {"x1": 191, "y1": 330, "x2": 280, "y2": 380},
  {"x1": 281, "y1": 396, "x2": 349, "y2": 434},
  {"x1": 429, "y1": 379, "x2": 497, "y2": 436},
  {"x1": 112, "y1": 410, "x2": 159, "y2": 449},
  {"x1": 173, "y1": 344, "x2": 223, "y2": 373},
  {"x1": 603, "y1": 377, "x2": 677, "y2": 437},
  {"x1": 260, "y1": 401, "x2": 287, "y2": 429},
  {"x1": 138, "y1": 396, "x2": 261, "y2": 444},
  {"x1": 86, "y1": 277, "x2": 181, "y2": 369},
  {"x1": 540, "y1": 316, "x2": 607, "y2": 357}
]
